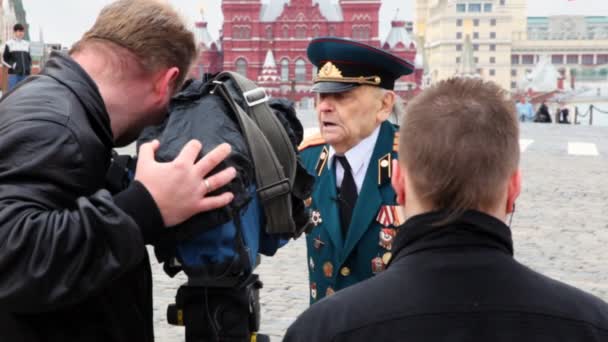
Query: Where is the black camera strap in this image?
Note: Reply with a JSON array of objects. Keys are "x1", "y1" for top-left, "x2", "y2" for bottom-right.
[{"x1": 210, "y1": 72, "x2": 299, "y2": 236}]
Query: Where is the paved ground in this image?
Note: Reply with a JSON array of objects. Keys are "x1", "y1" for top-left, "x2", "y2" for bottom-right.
[{"x1": 119, "y1": 121, "x2": 608, "y2": 341}]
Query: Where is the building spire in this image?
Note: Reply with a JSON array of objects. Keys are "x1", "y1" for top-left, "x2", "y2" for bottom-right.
[
  {"x1": 194, "y1": 7, "x2": 217, "y2": 50},
  {"x1": 258, "y1": 49, "x2": 280, "y2": 84},
  {"x1": 458, "y1": 35, "x2": 479, "y2": 77}
]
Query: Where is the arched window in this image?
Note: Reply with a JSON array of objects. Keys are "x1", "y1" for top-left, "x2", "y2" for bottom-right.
[
  {"x1": 266, "y1": 26, "x2": 273, "y2": 40},
  {"x1": 361, "y1": 26, "x2": 370, "y2": 39},
  {"x1": 242, "y1": 26, "x2": 251, "y2": 39},
  {"x1": 312, "y1": 65, "x2": 318, "y2": 80},
  {"x1": 329, "y1": 25, "x2": 336, "y2": 36},
  {"x1": 236, "y1": 58, "x2": 247, "y2": 77},
  {"x1": 283, "y1": 25, "x2": 289, "y2": 39},
  {"x1": 295, "y1": 59, "x2": 306, "y2": 82},
  {"x1": 296, "y1": 25, "x2": 307, "y2": 39},
  {"x1": 281, "y1": 58, "x2": 289, "y2": 81},
  {"x1": 312, "y1": 25, "x2": 320, "y2": 37}
]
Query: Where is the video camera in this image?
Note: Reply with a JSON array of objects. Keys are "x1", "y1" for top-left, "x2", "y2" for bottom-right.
[{"x1": 135, "y1": 72, "x2": 314, "y2": 342}]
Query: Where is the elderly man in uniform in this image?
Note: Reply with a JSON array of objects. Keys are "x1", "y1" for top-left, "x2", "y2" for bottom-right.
[{"x1": 298, "y1": 37, "x2": 414, "y2": 303}]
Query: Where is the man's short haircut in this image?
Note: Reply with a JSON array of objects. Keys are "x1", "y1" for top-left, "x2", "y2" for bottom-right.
[
  {"x1": 13, "y1": 23, "x2": 24, "y2": 32},
  {"x1": 71, "y1": 0, "x2": 197, "y2": 89},
  {"x1": 399, "y1": 78, "x2": 519, "y2": 222}
]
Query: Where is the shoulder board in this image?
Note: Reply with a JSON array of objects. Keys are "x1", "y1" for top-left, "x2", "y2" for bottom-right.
[
  {"x1": 393, "y1": 131, "x2": 400, "y2": 153},
  {"x1": 299, "y1": 132, "x2": 326, "y2": 152}
]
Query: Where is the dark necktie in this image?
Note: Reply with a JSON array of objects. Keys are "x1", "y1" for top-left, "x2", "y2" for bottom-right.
[{"x1": 335, "y1": 155, "x2": 358, "y2": 237}]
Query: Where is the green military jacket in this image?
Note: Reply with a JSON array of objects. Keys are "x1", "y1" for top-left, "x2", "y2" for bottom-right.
[{"x1": 299, "y1": 121, "x2": 404, "y2": 304}]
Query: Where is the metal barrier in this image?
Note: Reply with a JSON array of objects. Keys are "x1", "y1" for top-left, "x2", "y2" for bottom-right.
[{"x1": 574, "y1": 104, "x2": 608, "y2": 126}]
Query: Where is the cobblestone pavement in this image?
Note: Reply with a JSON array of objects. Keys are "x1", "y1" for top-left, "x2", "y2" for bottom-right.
[{"x1": 118, "y1": 122, "x2": 608, "y2": 341}]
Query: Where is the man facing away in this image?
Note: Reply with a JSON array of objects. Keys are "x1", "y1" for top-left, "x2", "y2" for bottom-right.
[
  {"x1": 0, "y1": 1, "x2": 237, "y2": 341},
  {"x1": 285, "y1": 78, "x2": 608, "y2": 342},
  {"x1": 298, "y1": 37, "x2": 413, "y2": 303},
  {"x1": 2, "y1": 23, "x2": 31, "y2": 90}
]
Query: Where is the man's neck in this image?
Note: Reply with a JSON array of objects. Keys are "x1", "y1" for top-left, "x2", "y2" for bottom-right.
[{"x1": 71, "y1": 50, "x2": 136, "y2": 145}]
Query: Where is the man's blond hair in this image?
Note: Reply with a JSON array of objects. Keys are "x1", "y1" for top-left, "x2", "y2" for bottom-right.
[
  {"x1": 71, "y1": 0, "x2": 197, "y2": 89},
  {"x1": 399, "y1": 78, "x2": 520, "y2": 223}
]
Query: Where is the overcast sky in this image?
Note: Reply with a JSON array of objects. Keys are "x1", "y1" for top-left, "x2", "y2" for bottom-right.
[{"x1": 21, "y1": 0, "x2": 608, "y2": 46}]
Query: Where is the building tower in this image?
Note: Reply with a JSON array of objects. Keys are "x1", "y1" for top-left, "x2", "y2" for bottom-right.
[{"x1": 194, "y1": 8, "x2": 222, "y2": 78}]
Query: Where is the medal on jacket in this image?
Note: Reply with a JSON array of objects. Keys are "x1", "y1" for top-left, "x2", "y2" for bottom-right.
[
  {"x1": 379, "y1": 228, "x2": 397, "y2": 250},
  {"x1": 311, "y1": 210, "x2": 323, "y2": 227},
  {"x1": 309, "y1": 257, "x2": 315, "y2": 271},
  {"x1": 310, "y1": 283, "x2": 317, "y2": 300},
  {"x1": 376, "y1": 205, "x2": 406, "y2": 226},
  {"x1": 378, "y1": 153, "x2": 392, "y2": 185},
  {"x1": 376, "y1": 205, "x2": 395, "y2": 226},
  {"x1": 304, "y1": 197, "x2": 313, "y2": 207},
  {"x1": 313, "y1": 236, "x2": 325, "y2": 250},
  {"x1": 382, "y1": 252, "x2": 392, "y2": 265},
  {"x1": 371, "y1": 256, "x2": 385, "y2": 274},
  {"x1": 323, "y1": 261, "x2": 334, "y2": 278},
  {"x1": 326, "y1": 287, "x2": 335, "y2": 297}
]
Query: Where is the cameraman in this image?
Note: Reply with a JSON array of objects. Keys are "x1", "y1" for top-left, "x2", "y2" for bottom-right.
[{"x1": 0, "y1": 1, "x2": 236, "y2": 341}]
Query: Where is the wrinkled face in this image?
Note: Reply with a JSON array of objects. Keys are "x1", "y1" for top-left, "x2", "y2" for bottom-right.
[
  {"x1": 316, "y1": 85, "x2": 385, "y2": 154},
  {"x1": 14, "y1": 30, "x2": 24, "y2": 40}
]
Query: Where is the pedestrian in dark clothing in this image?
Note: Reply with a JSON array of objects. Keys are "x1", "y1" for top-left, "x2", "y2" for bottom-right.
[
  {"x1": 0, "y1": 1, "x2": 237, "y2": 342},
  {"x1": 2, "y1": 23, "x2": 31, "y2": 90},
  {"x1": 534, "y1": 101, "x2": 552, "y2": 123},
  {"x1": 284, "y1": 78, "x2": 608, "y2": 342},
  {"x1": 560, "y1": 107, "x2": 571, "y2": 124}
]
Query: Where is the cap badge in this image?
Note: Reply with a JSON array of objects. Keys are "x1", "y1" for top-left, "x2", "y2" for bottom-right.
[{"x1": 318, "y1": 61, "x2": 343, "y2": 79}]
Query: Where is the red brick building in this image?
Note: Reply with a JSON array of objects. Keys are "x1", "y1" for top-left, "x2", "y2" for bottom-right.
[{"x1": 194, "y1": 0, "x2": 422, "y2": 108}]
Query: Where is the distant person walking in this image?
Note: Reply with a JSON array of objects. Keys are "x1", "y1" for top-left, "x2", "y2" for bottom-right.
[
  {"x1": 559, "y1": 107, "x2": 571, "y2": 124},
  {"x1": 516, "y1": 96, "x2": 534, "y2": 122},
  {"x1": 534, "y1": 101, "x2": 552, "y2": 123},
  {"x1": 2, "y1": 23, "x2": 31, "y2": 90}
]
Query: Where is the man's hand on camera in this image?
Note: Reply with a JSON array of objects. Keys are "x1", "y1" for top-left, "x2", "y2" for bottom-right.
[{"x1": 135, "y1": 140, "x2": 237, "y2": 227}]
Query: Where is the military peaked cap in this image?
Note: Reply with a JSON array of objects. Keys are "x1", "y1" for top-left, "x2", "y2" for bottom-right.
[{"x1": 307, "y1": 37, "x2": 415, "y2": 93}]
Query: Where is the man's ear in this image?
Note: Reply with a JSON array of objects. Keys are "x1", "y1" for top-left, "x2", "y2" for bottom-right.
[
  {"x1": 377, "y1": 90, "x2": 395, "y2": 122},
  {"x1": 391, "y1": 159, "x2": 406, "y2": 205},
  {"x1": 153, "y1": 67, "x2": 180, "y2": 102},
  {"x1": 506, "y1": 169, "x2": 522, "y2": 214}
]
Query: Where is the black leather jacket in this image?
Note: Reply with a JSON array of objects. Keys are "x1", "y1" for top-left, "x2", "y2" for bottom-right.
[
  {"x1": 0, "y1": 52, "x2": 164, "y2": 342},
  {"x1": 285, "y1": 211, "x2": 608, "y2": 342}
]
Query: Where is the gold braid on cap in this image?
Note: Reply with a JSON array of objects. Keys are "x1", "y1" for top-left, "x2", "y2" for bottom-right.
[{"x1": 314, "y1": 62, "x2": 381, "y2": 86}]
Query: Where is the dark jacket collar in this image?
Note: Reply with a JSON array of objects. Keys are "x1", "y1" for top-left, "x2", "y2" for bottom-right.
[
  {"x1": 41, "y1": 51, "x2": 114, "y2": 148},
  {"x1": 389, "y1": 210, "x2": 514, "y2": 266}
]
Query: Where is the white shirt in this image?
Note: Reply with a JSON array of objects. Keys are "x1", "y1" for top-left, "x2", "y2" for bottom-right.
[{"x1": 328, "y1": 125, "x2": 381, "y2": 194}]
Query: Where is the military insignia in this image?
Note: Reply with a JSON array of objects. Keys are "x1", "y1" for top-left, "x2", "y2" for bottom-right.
[
  {"x1": 311, "y1": 210, "x2": 323, "y2": 227},
  {"x1": 326, "y1": 287, "x2": 335, "y2": 297},
  {"x1": 376, "y1": 205, "x2": 395, "y2": 226},
  {"x1": 304, "y1": 197, "x2": 313, "y2": 207},
  {"x1": 376, "y1": 205, "x2": 406, "y2": 226},
  {"x1": 393, "y1": 205, "x2": 406, "y2": 226},
  {"x1": 318, "y1": 61, "x2": 343, "y2": 78},
  {"x1": 313, "y1": 236, "x2": 325, "y2": 250},
  {"x1": 393, "y1": 132, "x2": 400, "y2": 153},
  {"x1": 378, "y1": 153, "x2": 392, "y2": 185},
  {"x1": 382, "y1": 252, "x2": 392, "y2": 265},
  {"x1": 379, "y1": 228, "x2": 397, "y2": 250},
  {"x1": 298, "y1": 132, "x2": 325, "y2": 151},
  {"x1": 309, "y1": 257, "x2": 315, "y2": 271},
  {"x1": 310, "y1": 283, "x2": 317, "y2": 300},
  {"x1": 314, "y1": 146, "x2": 329, "y2": 176},
  {"x1": 323, "y1": 262, "x2": 334, "y2": 278},
  {"x1": 340, "y1": 266, "x2": 351, "y2": 277},
  {"x1": 371, "y1": 256, "x2": 385, "y2": 274}
]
